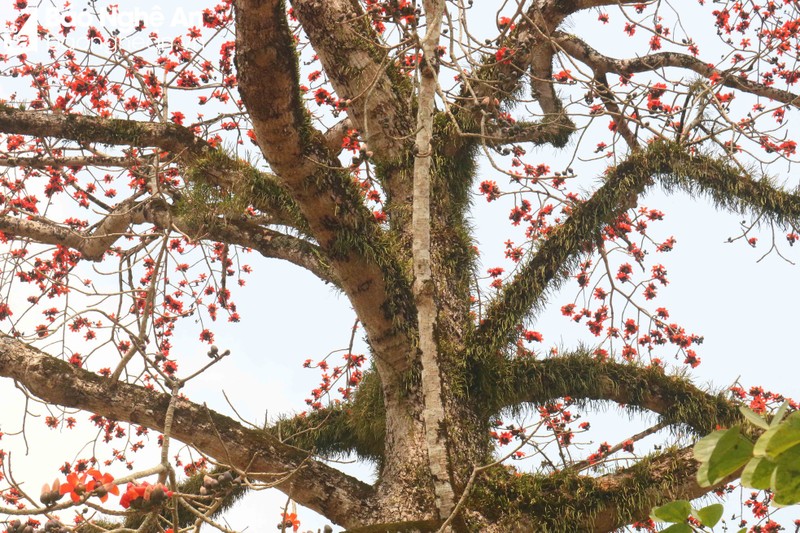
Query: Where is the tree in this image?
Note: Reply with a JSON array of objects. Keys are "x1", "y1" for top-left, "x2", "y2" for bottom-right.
[{"x1": 0, "y1": 0, "x2": 798, "y2": 531}]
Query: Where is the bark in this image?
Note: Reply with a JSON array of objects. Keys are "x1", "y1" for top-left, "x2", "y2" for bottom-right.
[
  {"x1": 235, "y1": 0, "x2": 417, "y2": 382},
  {"x1": 0, "y1": 335, "x2": 375, "y2": 528},
  {"x1": 0, "y1": 107, "x2": 206, "y2": 155},
  {"x1": 2, "y1": 1, "x2": 800, "y2": 531},
  {"x1": 411, "y1": 0, "x2": 456, "y2": 520},
  {"x1": 554, "y1": 31, "x2": 800, "y2": 107}
]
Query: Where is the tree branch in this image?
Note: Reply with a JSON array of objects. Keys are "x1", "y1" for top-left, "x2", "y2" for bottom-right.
[
  {"x1": 1, "y1": 197, "x2": 153, "y2": 261},
  {"x1": 590, "y1": 445, "x2": 740, "y2": 532},
  {"x1": 1, "y1": 198, "x2": 337, "y2": 284},
  {"x1": 471, "y1": 141, "x2": 676, "y2": 357},
  {"x1": 236, "y1": 0, "x2": 417, "y2": 377},
  {"x1": 661, "y1": 151, "x2": 800, "y2": 227},
  {"x1": 0, "y1": 108, "x2": 309, "y2": 234},
  {"x1": 0, "y1": 107, "x2": 206, "y2": 155},
  {"x1": 554, "y1": 31, "x2": 800, "y2": 107},
  {"x1": 473, "y1": 141, "x2": 800, "y2": 360},
  {"x1": 412, "y1": 0, "x2": 456, "y2": 517},
  {"x1": 481, "y1": 350, "x2": 740, "y2": 435},
  {"x1": 0, "y1": 155, "x2": 137, "y2": 168},
  {"x1": 471, "y1": 445, "x2": 737, "y2": 533},
  {"x1": 291, "y1": 0, "x2": 414, "y2": 163},
  {"x1": 289, "y1": 0, "x2": 420, "y2": 234},
  {"x1": 0, "y1": 334, "x2": 376, "y2": 528},
  {"x1": 199, "y1": 218, "x2": 338, "y2": 286},
  {"x1": 441, "y1": 3, "x2": 577, "y2": 165}
]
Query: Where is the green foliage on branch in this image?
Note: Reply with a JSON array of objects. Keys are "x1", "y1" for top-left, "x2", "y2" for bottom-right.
[
  {"x1": 693, "y1": 403, "x2": 800, "y2": 506},
  {"x1": 653, "y1": 402, "x2": 799, "y2": 532}
]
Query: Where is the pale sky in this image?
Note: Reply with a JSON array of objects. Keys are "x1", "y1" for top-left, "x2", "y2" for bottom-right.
[{"x1": 0, "y1": 1, "x2": 799, "y2": 532}]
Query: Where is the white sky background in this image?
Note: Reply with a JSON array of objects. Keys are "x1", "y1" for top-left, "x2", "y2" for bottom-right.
[{"x1": 0, "y1": 0, "x2": 798, "y2": 532}]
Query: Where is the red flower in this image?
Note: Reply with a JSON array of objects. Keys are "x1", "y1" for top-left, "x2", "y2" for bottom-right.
[
  {"x1": 523, "y1": 330, "x2": 543, "y2": 342},
  {"x1": 280, "y1": 512, "x2": 301, "y2": 532},
  {"x1": 60, "y1": 473, "x2": 89, "y2": 503},
  {"x1": 86, "y1": 469, "x2": 119, "y2": 502},
  {"x1": 495, "y1": 47, "x2": 513, "y2": 64},
  {"x1": 199, "y1": 329, "x2": 214, "y2": 343},
  {"x1": 487, "y1": 267, "x2": 504, "y2": 277},
  {"x1": 553, "y1": 70, "x2": 573, "y2": 83},
  {"x1": 120, "y1": 482, "x2": 172, "y2": 509},
  {"x1": 616, "y1": 263, "x2": 633, "y2": 283},
  {"x1": 0, "y1": 302, "x2": 12, "y2": 321},
  {"x1": 479, "y1": 180, "x2": 501, "y2": 201},
  {"x1": 498, "y1": 17, "x2": 515, "y2": 29},
  {"x1": 684, "y1": 350, "x2": 700, "y2": 368},
  {"x1": 649, "y1": 35, "x2": 661, "y2": 50}
]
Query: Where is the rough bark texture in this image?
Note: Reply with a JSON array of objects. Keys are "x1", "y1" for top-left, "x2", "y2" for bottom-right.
[
  {"x1": 411, "y1": 0, "x2": 456, "y2": 520},
  {"x1": 1, "y1": 0, "x2": 799, "y2": 531},
  {"x1": 0, "y1": 335, "x2": 375, "y2": 528}
]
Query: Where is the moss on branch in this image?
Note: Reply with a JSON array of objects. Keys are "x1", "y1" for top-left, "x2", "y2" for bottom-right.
[
  {"x1": 470, "y1": 141, "x2": 683, "y2": 361},
  {"x1": 661, "y1": 152, "x2": 800, "y2": 228},
  {"x1": 470, "y1": 446, "x2": 703, "y2": 532},
  {"x1": 476, "y1": 350, "x2": 740, "y2": 435},
  {"x1": 269, "y1": 369, "x2": 386, "y2": 461},
  {"x1": 470, "y1": 140, "x2": 800, "y2": 368}
]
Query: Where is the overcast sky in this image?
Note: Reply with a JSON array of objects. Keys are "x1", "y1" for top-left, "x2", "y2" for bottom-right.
[{"x1": 1, "y1": 1, "x2": 799, "y2": 531}]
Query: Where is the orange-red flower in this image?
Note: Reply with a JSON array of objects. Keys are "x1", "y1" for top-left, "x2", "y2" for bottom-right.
[
  {"x1": 86, "y1": 469, "x2": 119, "y2": 502},
  {"x1": 119, "y1": 482, "x2": 172, "y2": 510},
  {"x1": 59, "y1": 472, "x2": 89, "y2": 503},
  {"x1": 60, "y1": 469, "x2": 119, "y2": 503},
  {"x1": 281, "y1": 512, "x2": 300, "y2": 532}
]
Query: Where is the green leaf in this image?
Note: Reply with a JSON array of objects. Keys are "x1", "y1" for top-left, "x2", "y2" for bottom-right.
[
  {"x1": 694, "y1": 426, "x2": 754, "y2": 486},
  {"x1": 772, "y1": 442, "x2": 800, "y2": 506},
  {"x1": 741, "y1": 456, "x2": 776, "y2": 490},
  {"x1": 754, "y1": 424, "x2": 781, "y2": 458},
  {"x1": 739, "y1": 405, "x2": 770, "y2": 430},
  {"x1": 651, "y1": 500, "x2": 692, "y2": 523},
  {"x1": 694, "y1": 503, "x2": 724, "y2": 528},
  {"x1": 754, "y1": 411, "x2": 800, "y2": 459},
  {"x1": 697, "y1": 460, "x2": 714, "y2": 488},
  {"x1": 694, "y1": 429, "x2": 731, "y2": 463},
  {"x1": 661, "y1": 524, "x2": 692, "y2": 533},
  {"x1": 771, "y1": 400, "x2": 791, "y2": 427}
]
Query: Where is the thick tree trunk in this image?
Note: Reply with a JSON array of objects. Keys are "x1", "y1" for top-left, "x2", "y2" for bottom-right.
[{"x1": 373, "y1": 389, "x2": 438, "y2": 523}]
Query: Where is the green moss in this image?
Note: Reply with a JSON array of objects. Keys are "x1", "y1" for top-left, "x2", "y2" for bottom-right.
[
  {"x1": 176, "y1": 147, "x2": 308, "y2": 234},
  {"x1": 660, "y1": 150, "x2": 800, "y2": 229},
  {"x1": 123, "y1": 466, "x2": 248, "y2": 531},
  {"x1": 75, "y1": 519, "x2": 123, "y2": 532},
  {"x1": 470, "y1": 466, "x2": 599, "y2": 529},
  {"x1": 343, "y1": 519, "x2": 442, "y2": 533},
  {"x1": 470, "y1": 348, "x2": 740, "y2": 435},
  {"x1": 270, "y1": 368, "x2": 386, "y2": 462},
  {"x1": 470, "y1": 448, "x2": 698, "y2": 532}
]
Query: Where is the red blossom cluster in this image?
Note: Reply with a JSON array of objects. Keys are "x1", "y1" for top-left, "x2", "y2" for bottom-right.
[
  {"x1": 730, "y1": 385, "x2": 796, "y2": 414},
  {"x1": 119, "y1": 481, "x2": 172, "y2": 510},
  {"x1": 304, "y1": 350, "x2": 367, "y2": 409}
]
